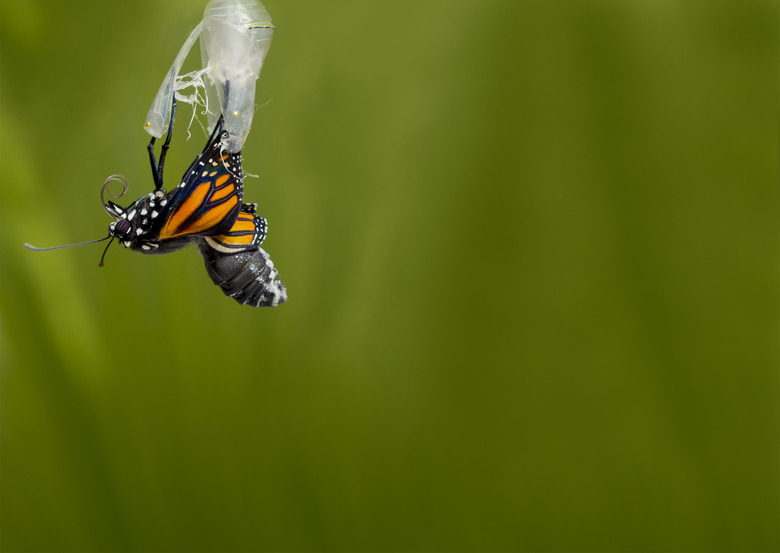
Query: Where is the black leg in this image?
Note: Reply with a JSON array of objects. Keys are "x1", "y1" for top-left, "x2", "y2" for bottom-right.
[
  {"x1": 147, "y1": 97, "x2": 178, "y2": 189},
  {"x1": 155, "y1": 97, "x2": 177, "y2": 188},
  {"x1": 147, "y1": 135, "x2": 159, "y2": 186},
  {"x1": 203, "y1": 114, "x2": 225, "y2": 153},
  {"x1": 202, "y1": 80, "x2": 230, "y2": 152}
]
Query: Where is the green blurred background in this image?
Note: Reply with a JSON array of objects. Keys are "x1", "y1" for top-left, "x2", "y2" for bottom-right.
[{"x1": 0, "y1": 1, "x2": 777, "y2": 551}]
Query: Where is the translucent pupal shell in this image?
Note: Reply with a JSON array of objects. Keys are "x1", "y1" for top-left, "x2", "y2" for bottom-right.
[
  {"x1": 200, "y1": 0, "x2": 274, "y2": 152},
  {"x1": 143, "y1": 0, "x2": 274, "y2": 152},
  {"x1": 144, "y1": 22, "x2": 204, "y2": 138}
]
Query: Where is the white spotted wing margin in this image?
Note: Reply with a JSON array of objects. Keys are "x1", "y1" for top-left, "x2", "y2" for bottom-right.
[{"x1": 198, "y1": 240, "x2": 287, "y2": 307}]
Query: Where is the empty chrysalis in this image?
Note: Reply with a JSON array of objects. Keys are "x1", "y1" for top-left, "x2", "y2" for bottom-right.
[{"x1": 144, "y1": 0, "x2": 274, "y2": 152}]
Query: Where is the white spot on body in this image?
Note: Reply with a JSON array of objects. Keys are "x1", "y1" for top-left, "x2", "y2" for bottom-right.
[
  {"x1": 136, "y1": 228, "x2": 143, "y2": 235},
  {"x1": 142, "y1": 245, "x2": 151, "y2": 251},
  {"x1": 152, "y1": 211, "x2": 159, "y2": 218}
]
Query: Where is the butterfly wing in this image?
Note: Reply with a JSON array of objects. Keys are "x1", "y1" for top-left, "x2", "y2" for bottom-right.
[
  {"x1": 201, "y1": 211, "x2": 268, "y2": 252},
  {"x1": 154, "y1": 131, "x2": 244, "y2": 241}
]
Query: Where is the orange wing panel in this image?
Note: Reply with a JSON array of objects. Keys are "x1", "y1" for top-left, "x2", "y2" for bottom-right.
[
  {"x1": 211, "y1": 184, "x2": 235, "y2": 202},
  {"x1": 177, "y1": 196, "x2": 239, "y2": 236},
  {"x1": 159, "y1": 182, "x2": 211, "y2": 240}
]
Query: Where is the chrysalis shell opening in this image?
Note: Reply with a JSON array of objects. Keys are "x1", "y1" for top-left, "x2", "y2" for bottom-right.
[{"x1": 144, "y1": 0, "x2": 274, "y2": 152}]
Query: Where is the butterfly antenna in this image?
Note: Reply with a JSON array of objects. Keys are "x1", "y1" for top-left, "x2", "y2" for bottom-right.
[
  {"x1": 98, "y1": 236, "x2": 116, "y2": 267},
  {"x1": 24, "y1": 235, "x2": 111, "y2": 252}
]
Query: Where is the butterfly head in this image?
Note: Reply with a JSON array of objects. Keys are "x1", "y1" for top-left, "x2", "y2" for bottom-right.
[
  {"x1": 100, "y1": 175, "x2": 185, "y2": 254},
  {"x1": 109, "y1": 218, "x2": 132, "y2": 241},
  {"x1": 104, "y1": 197, "x2": 147, "y2": 247}
]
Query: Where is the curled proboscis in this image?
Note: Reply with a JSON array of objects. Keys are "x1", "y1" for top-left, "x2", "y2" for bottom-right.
[{"x1": 101, "y1": 174, "x2": 129, "y2": 217}]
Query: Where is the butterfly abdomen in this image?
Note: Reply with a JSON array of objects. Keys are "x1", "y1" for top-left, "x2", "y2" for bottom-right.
[{"x1": 199, "y1": 242, "x2": 287, "y2": 307}]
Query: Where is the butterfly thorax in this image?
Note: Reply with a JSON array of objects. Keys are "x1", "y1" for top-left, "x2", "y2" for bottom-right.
[
  {"x1": 105, "y1": 140, "x2": 244, "y2": 255},
  {"x1": 106, "y1": 189, "x2": 190, "y2": 254}
]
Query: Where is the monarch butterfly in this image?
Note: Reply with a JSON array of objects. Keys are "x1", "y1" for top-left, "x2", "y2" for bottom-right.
[{"x1": 26, "y1": 99, "x2": 287, "y2": 307}]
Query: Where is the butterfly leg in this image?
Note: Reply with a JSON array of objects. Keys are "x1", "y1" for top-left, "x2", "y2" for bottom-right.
[
  {"x1": 204, "y1": 78, "x2": 229, "y2": 152},
  {"x1": 202, "y1": 114, "x2": 226, "y2": 153},
  {"x1": 147, "y1": 97, "x2": 178, "y2": 189},
  {"x1": 147, "y1": 138, "x2": 159, "y2": 187},
  {"x1": 155, "y1": 97, "x2": 178, "y2": 187}
]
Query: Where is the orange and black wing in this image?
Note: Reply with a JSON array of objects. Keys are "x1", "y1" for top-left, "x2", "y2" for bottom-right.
[
  {"x1": 201, "y1": 210, "x2": 268, "y2": 253},
  {"x1": 153, "y1": 133, "x2": 244, "y2": 242}
]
